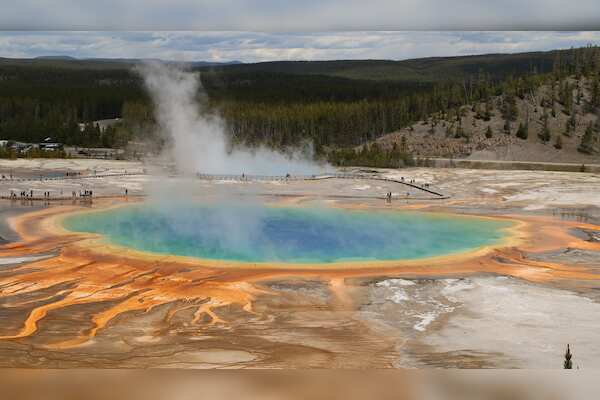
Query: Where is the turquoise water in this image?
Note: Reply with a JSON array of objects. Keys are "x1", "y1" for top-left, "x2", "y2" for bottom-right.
[{"x1": 63, "y1": 203, "x2": 512, "y2": 263}]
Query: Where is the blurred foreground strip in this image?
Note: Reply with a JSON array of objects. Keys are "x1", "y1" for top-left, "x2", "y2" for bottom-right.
[{"x1": 0, "y1": 369, "x2": 595, "y2": 400}]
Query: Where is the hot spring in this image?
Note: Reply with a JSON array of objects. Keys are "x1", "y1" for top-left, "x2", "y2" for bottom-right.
[{"x1": 63, "y1": 204, "x2": 513, "y2": 264}]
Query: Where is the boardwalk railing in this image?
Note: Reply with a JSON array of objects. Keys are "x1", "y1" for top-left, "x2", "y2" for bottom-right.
[
  {"x1": 1, "y1": 171, "x2": 448, "y2": 201},
  {"x1": 196, "y1": 173, "x2": 448, "y2": 198},
  {"x1": 0, "y1": 171, "x2": 146, "y2": 183}
]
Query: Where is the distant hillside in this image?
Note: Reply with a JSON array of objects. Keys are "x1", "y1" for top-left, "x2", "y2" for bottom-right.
[
  {"x1": 196, "y1": 50, "x2": 565, "y2": 103},
  {"x1": 201, "y1": 51, "x2": 560, "y2": 83},
  {"x1": 35, "y1": 55, "x2": 77, "y2": 60},
  {"x1": 356, "y1": 76, "x2": 600, "y2": 164},
  {"x1": 0, "y1": 49, "x2": 563, "y2": 81},
  {"x1": 0, "y1": 57, "x2": 240, "y2": 70},
  {"x1": 1, "y1": 46, "x2": 600, "y2": 164}
]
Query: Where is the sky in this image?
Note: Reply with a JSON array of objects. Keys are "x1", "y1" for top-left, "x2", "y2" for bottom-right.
[
  {"x1": 1, "y1": 0, "x2": 600, "y2": 63},
  {"x1": 1, "y1": 0, "x2": 599, "y2": 30},
  {"x1": 1, "y1": 31, "x2": 600, "y2": 63}
]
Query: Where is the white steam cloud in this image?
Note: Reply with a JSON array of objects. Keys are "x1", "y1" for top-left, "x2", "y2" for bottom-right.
[{"x1": 137, "y1": 62, "x2": 328, "y2": 176}]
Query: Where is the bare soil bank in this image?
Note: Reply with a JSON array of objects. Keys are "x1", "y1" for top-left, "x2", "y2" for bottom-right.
[{"x1": 430, "y1": 158, "x2": 600, "y2": 173}]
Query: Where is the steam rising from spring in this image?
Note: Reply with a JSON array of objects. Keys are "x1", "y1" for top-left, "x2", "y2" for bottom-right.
[{"x1": 138, "y1": 62, "x2": 327, "y2": 176}]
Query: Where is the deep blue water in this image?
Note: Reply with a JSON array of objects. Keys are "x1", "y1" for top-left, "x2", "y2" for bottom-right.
[{"x1": 63, "y1": 203, "x2": 512, "y2": 263}]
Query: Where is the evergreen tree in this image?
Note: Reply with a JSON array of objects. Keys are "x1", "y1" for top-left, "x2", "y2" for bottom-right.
[
  {"x1": 554, "y1": 134, "x2": 563, "y2": 149},
  {"x1": 502, "y1": 94, "x2": 518, "y2": 121},
  {"x1": 504, "y1": 119, "x2": 511, "y2": 135},
  {"x1": 539, "y1": 111, "x2": 551, "y2": 143},
  {"x1": 567, "y1": 112, "x2": 577, "y2": 136},
  {"x1": 561, "y1": 81, "x2": 574, "y2": 115},
  {"x1": 485, "y1": 125, "x2": 493, "y2": 139},
  {"x1": 428, "y1": 121, "x2": 435, "y2": 134},
  {"x1": 591, "y1": 79, "x2": 600, "y2": 109},
  {"x1": 564, "y1": 344, "x2": 573, "y2": 369},
  {"x1": 483, "y1": 100, "x2": 492, "y2": 121},
  {"x1": 578, "y1": 122, "x2": 597, "y2": 154},
  {"x1": 516, "y1": 122, "x2": 529, "y2": 140}
]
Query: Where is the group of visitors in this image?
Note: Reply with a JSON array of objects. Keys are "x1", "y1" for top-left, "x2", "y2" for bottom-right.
[
  {"x1": 73, "y1": 190, "x2": 93, "y2": 198},
  {"x1": 68, "y1": 190, "x2": 93, "y2": 198},
  {"x1": 9, "y1": 190, "x2": 33, "y2": 199},
  {"x1": 400, "y1": 176, "x2": 419, "y2": 184},
  {"x1": 7, "y1": 190, "x2": 51, "y2": 199},
  {"x1": 6, "y1": 188, "x2": 99, "y2": 200},
  {"x1": 399, "y1": 176, "x2": 431, "y2": 188},
  {"x1": 386, "y1": 190, "x2": 415, "y2": 201}
]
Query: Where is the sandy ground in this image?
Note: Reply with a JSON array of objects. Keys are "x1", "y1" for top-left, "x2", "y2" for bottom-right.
[
  {"x1": 0, "y1": 159, "x2": 599, "y2": 368},
  {"x1": 362, "y1": 276, "x2": 600, "y2": 368},
  {"x1": 0, "y1": 158, "x2": 145, "y2": 175}
]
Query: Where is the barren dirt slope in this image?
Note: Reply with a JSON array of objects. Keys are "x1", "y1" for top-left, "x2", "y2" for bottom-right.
[{"x1": 374, "y1": 76, "x2": 600, "y2": 163}]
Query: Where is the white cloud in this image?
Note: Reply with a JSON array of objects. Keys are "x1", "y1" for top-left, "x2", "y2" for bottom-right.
[
  {"x1": 1, "y1": 31, "x2": 600, "y2": 63},
  {"x1": 0, "y1": 1, "x2": 599, "y2": 30}
]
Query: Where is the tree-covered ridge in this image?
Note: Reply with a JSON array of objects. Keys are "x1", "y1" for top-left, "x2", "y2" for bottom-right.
[
  {"x1": 0, "y1": 46, "x2": 599, "y2": 165},
  {"x1": 200, "y1": 71, "x2": 431, "y2": 103},
  {"x1": 335, "y1": 47, "x2": 600, "y2": 166},
  {"x1": 0, "y1": 60, "x2": 144, "y2": 146},
  {"x1": 195, "y1": 50, "x2": 561, "y2": 83}
]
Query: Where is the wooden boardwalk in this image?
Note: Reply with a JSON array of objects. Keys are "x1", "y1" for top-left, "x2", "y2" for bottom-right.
[
  {"x1": 196, "y1": 173, "x2": 448, "y2": 198},
  {"x1": 1, "y1": 172, "x2": 449, "y2": 201},
  {"x1": 0, "y1": 172, "x2": 146, "y2": 183}
]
